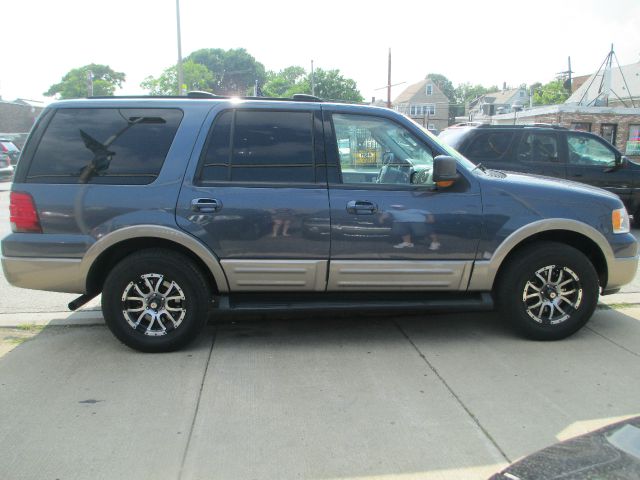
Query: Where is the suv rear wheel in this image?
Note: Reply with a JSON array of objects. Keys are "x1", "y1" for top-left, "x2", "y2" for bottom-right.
[
  {"x1": 497, "y1": 242, "x2": 599, "y2": 340},
  {"x1": 102, "y1": 249, "x2": 211, "y2": 352}
]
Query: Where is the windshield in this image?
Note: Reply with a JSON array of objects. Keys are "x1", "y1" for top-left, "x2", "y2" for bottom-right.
[
  {"x1": 437, "y1": 127, "x2": 470, "y2": 148},
  {"x1": 407, "y1": 118, "x2": 481, "y2": 172}
]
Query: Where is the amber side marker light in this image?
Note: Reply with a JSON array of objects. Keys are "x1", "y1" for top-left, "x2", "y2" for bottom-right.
[
  {"x1": 9, "y1": 191, "x2": 42, "y2": 233},
  {"x1": 612, "y1": 208, "x2": 630, "y2": 234}
]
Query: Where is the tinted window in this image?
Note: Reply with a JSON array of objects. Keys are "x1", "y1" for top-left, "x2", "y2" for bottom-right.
[
  {"x1": 200, "y1": 110, "x2": 314, "y2": 183},
  {"x1": 27, "y1": 108, "x2": 183, "y2": 184},
  {"x1": 465, "y1": 132, "x2": 514, "y2": 160},
  {"x1": 199, "y1": 110, "x2": 232, "y2": 182},
  {"x1": 517, "y1": 132, "x2": 559, "y2": 163}
]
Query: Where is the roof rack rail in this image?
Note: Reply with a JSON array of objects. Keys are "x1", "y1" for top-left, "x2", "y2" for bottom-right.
[
  {"x1": 475, "y1": 123, "x2": 567, "y2": 130},
  {"x1": 291, "y1": 94, "x2": 322, "y2": 102},
  {"x1": 87, "y1": 92, "x2": 325, "y2": 103}
]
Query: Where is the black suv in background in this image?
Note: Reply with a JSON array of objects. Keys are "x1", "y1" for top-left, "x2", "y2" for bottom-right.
[{"x1": 439, "y1": 124, "x2": 640, "y2": 219}]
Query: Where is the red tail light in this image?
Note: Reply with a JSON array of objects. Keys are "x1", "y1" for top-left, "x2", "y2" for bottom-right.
[{"x1": 9, "y1": 192, "x2": 42, "y2": 233}]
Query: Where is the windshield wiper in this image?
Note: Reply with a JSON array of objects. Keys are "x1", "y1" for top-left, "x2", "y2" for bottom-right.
[{"x1": 471, "y1": 162, "x2": 487, "y2": 173}]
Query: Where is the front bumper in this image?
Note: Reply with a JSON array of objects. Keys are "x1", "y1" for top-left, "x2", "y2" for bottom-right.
[
  {"x1": 604, "y1": 255, "x2": 639, "y2": 294},
  {"x1": 1, "y1": 256, "x2": 85, "y2": 293}
]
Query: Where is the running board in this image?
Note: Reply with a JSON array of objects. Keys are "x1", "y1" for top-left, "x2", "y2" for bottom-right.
[{"x1": 213, "y1": 292, "x2": 494, "y2": 314}]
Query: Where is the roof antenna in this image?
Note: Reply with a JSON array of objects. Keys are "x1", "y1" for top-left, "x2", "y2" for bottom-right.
[{"x1": 578, "y1": 44, "x2": 636, "y2": 108}]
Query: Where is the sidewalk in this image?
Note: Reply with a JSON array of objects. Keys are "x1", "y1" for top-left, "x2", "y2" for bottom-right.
[{"x1": 1, "y1": 307, "x2": 639, "y2": 480}]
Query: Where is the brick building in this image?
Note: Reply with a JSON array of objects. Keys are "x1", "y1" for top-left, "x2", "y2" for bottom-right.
[{"x1": 490, "y1": 104, "x2": 640, "y2": 160}]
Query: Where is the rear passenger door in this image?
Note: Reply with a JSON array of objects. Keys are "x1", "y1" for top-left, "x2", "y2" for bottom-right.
[
  {"x1": 515, "y1": 131, "x2": 566, "y2": 178},
  {"x1": 176, "y1": 105, "x2": 330, "y2": 292}
]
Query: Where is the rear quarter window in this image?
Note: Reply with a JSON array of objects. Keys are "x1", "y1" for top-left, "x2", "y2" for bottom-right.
[{"x1": 26, "y1": 108, "x2": 183, "y2": 184}]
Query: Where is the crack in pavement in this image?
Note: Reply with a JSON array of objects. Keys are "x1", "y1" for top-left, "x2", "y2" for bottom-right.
[
  {"x1": 393, "y1": 319, "x2": 512, "y2": 464},
  {"x1": 586, "y1": 326, "x2": 640, "y2": 358},
  {"x1": 178, "y1": 329, "x2": 217, "y2": 480}
]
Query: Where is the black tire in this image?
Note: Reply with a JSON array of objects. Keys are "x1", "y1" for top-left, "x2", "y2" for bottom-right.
[
  {"x1": 102, "y1": 249, "x2": 211, "y2": 352},
  {"x1": 496, "y1": 241, "x2": 599, "y2": 340}
]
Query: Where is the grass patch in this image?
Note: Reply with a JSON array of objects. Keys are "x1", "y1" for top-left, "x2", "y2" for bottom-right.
[
  {"x1": 16, "y1": 323, "x2": 45, "y2": 333},
  {"x1": 597, "y1": 302, "x2": 640, "y2": 310}
]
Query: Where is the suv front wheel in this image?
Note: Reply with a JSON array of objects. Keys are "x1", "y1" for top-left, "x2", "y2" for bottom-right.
[
  {"x1": 497, "y1": 242, "x2": 599, "y2": 340},
  {"x1": 102, "y1": 249, "x2": 211, "y2": 352}
]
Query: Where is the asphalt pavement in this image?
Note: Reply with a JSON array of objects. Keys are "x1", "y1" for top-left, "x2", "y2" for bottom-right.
[{"x1": 1, "y1": 184, "x2": 640, "y2": 480}]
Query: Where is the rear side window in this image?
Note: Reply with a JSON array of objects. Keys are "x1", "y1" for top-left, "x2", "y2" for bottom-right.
[
  {"x1": 199, "y1": 110, "x2": 315, "y2": 184},
  {"x1": 517, "y1": 132, "x2": 559, "y2": 163},
  {"x1": 27, "y1": 108, "x2": 183, "y2": 184},
  {"x1": 465, "y1": 132, "x2": 514, "y2": 160}
]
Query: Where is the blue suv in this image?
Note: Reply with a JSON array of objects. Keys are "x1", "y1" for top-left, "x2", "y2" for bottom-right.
[{"x1": 2, "y1": 93, "x2": 637, "y2": 351}]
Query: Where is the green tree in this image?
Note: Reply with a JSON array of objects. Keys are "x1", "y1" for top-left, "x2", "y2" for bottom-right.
[
  {"x1": 533, "y1": 79, "x2": 569, "y2": 106},
  {"x1": 140, "y1": 60, "x2": 215, "y2": 95},
  {"x1": 261, "y1": 66, "x2": 363, "y2": 102},
  {"x1": 44, "y1": 64, "x2": 125, "y2": 99},
  {"x1": 262, "y1": 66, "x2": 307, "y2": 97},
  {"x1": 306, "y1": 68, "x2": 363, "y2": 102},
  {"x1": 454, "y1": 83, "x2": 500, "y2": 105},
  {"x1": 186, "y1": 48, "x2": 266, "y2": 95}
]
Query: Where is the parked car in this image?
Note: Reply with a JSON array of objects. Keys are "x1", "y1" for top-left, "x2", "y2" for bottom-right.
[
  {"x1": 1, "y1": 94, "x2": 637, "y2": 352},
  {"x1": 0, "y1": 139, "x2": 21, "y2": 166},
  {"x1": 439, "y1": 124, "x2": 640, "y2": 220}
]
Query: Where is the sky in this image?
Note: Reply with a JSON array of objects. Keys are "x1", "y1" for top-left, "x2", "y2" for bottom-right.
[{"x1": 3, "y1": 0, "x2": 640, "y2": 104}]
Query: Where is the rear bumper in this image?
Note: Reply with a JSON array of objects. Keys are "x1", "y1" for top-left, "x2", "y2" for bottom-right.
[
  {"x1": 605, "y1": 255, "x2": 639, "y2": 294},
  {"x1": 1, "y1": 256, "x2": 85, "y2": 293}
]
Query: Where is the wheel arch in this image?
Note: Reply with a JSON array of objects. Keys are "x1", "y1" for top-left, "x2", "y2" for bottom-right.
[
  {"x1": 81, "y1": 225, "x2": 229, "y2": 295},
  {"x1": 468, "y1": 219, "x2": 612, "y2": 292}
]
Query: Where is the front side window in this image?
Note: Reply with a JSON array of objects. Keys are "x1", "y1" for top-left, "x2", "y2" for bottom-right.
[
  {"x1": 567, "y1": 133, "x2": 616, "y2": 166},
  {"x1": 426, "y1": 84, "x2": 433, "y2": 95},
  {"x1": 27, "y1": 108, "x2": 183, "y2": 184},
  {"x1": 332, "y1": 113, "x2": 434, "y2": 186},
  {"x1": 199, "y1": 110, "x2": 314, "y2": 183},
  {"x1": 517, "y1": 132, "x2": 559, "y2": 163}
]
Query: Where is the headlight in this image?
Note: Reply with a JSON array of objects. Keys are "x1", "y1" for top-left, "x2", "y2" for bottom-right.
[{"x1": 612, "y1": 207, "x2": 630, "y2": 234}]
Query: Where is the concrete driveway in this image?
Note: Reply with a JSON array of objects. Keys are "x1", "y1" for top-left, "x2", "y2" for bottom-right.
[{"x1": 1, "y1": 307, "x2": 640, "y2": 480}]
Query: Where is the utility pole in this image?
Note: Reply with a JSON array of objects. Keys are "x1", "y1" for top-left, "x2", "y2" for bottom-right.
[
  {"x1": 387, "y1": 48, "x2": 391, "y2": 108},
  {"x1": 374, "y1": 49, "x2": 405, "y2": 109},
  {"x1": 86, "y1": 70, "x2": 94, "y2": 97},
  {"x1": 176, "y1": 0, "x2": 184, "y2": 95},
  {"x1": 311, "y1": 60, "x2": 315, "y2": 96}
]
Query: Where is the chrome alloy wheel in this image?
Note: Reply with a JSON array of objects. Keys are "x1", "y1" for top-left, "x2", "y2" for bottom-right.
[
  {"x1": 121, "y1": 273, "x2": 186, "y2": 336},
  {"x1": 522, "y1": 265, "x2": 583, "y2": 325}
]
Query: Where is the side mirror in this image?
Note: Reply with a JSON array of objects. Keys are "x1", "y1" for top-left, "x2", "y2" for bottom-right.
[
  {"x1": 604, "y1": 154, "x2": 626, "y2": 173},
  {"x1": 433, "y1": 155, "x2": 458, "y2": 188}
]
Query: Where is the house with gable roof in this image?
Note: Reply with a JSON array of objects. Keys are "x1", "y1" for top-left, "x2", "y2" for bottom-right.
[{"x1": 392, "y1": 76, "x2": 451, "y2": 133}]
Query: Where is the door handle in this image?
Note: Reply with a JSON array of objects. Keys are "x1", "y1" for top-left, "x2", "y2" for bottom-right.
[
  {"x1": 191, "y1": 198, "x2": 222, "y2": 213},
  {"x1": 346, "y1": 200, "x2": 378, "y2": 215}
]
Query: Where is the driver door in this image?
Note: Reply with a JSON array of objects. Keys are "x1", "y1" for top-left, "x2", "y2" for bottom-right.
[
  {"x1": 324, "y1": 110, "x2": 482, "y2": 291},
  {"x1": 565, "y1": 131, "x2": 631, "y2": 202}
]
